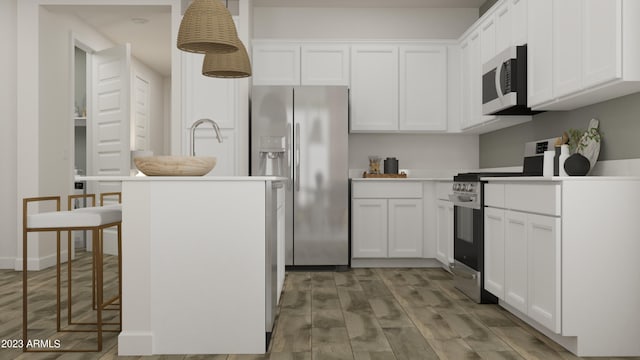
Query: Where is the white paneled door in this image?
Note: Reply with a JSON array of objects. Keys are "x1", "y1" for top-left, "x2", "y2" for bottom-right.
[{"x1": 90, "y1": 44, "x2": 131, "y2": 255}]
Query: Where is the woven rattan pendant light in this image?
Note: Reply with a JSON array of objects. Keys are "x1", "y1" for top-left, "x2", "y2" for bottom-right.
[
  {"x1": 177, "y1": 0, "x2": 239, "y2": 54},
  {"x1": 202, "y1": 40, "x2": 252, "y2": 78}
]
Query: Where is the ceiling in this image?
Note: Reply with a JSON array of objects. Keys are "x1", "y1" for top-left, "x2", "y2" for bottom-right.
[
  {"x1": 44, "y1": 5, "x2": 172, "y2": 77},
  {"x1": 253, "y1": 0, "x2": 486, "y2": 7},
  {"x1": 43, "y1": 0, "x2": 485, "y2": 77}
]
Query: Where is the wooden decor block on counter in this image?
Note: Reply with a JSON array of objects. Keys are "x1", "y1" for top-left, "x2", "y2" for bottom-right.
[{"x1": 362, "y1": 172, "x2": 408, "y2": 178}]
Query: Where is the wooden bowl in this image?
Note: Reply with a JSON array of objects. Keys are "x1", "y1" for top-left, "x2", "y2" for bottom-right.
[{"x1": 134, "y1": 156, "x2": 216, "y2": 176}]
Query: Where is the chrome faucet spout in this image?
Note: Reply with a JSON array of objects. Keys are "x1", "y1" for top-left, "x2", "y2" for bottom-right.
[{"x1": 190, "y1": 119, "x2": 223, "y2": 156}]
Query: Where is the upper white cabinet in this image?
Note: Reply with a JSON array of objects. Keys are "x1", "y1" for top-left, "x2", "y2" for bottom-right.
[
  {"x1": 300, "y1": 44, "x2": 350, "y2": 85},
  {"x1": 252, "y1": 44, "x2": 301, "y2": 85},
  {"x1": 350, "y1": 45, "x2": 399, "y2": 132},
  {"x1": 527, "y1": 0, "x2": 640, "y2": 110},
  {"x1": 398, "y1": 45, "x2": 448, "y2": 131},
  {"x1": 252, "y1": 42, "x2": 350, "y2": 86},
  {"x1": 458, "y1": 0, "x2": 531, "y2": 133}
]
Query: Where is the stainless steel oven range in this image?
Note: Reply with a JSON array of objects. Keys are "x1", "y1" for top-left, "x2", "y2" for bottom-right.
[{"x1": 449, "y1": 172, "x2": 522, "y2": 303}]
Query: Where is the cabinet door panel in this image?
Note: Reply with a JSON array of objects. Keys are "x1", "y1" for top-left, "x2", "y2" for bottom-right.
[
  {"x1": 460, "y1": 40, "x2": 472, "y2": 129},
  {"x1": 301, "y1": 45, "x2": 350, "y2": 86},
  {"x1": 484, "y1": 207, "x2": 505, "y2": 299},
  {"x1": 388, "y1": 199, "x2": 423, "y2": 257},
  {"x1": 352, "y1": 199, "x2": 388, "y2": 258},
  {"x1": 350, "y1": 46, "x2": 398, "y2": 131},
  {"x1": 505, "y1": 210, "x2": 528, "y2": 313},
  {"x1": 527, "y1": 0, "x2": 554, "y2": 107},
  {"x1": 399, "y1": 46, "x2": 447, "y2": 131},
  {"x1": 511, "y1": 0, "x2": 528, "y2": 46},
  {"x1": 553, "y1": 0, "x2": 583, "y2": 98},
  {"x1": 527, "y1": 214, "x2": 561, "y2": 333},
  {"x1": 481, "y1": 17, "x2": 496, "y2": 64},
  {"x1": 495, "y1": 2, "x2": 511, "y2": 55},
  {"x1": 582, "y1": 0, "x2": 622, "y2": 88},
  {"x1": 252, "y1": 44, "x2": 301, "y2": 85}
]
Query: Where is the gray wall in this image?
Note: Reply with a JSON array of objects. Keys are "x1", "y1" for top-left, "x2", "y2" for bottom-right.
[
  {"x1": 480, "y1": 0, "x2": 498, "y2": 16},
  {"x1": 479, "y1": 91, "x2": 640, "y2": 168}
]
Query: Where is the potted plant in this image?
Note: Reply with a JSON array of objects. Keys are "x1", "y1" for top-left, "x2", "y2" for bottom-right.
[{"x1": 565, "y1": 119, "x2": 602, "y2": 175}]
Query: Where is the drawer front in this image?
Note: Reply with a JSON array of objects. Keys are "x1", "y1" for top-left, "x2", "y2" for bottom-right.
[
  {"x1": 436, "y1": 181, "x2": 453, "y2": 201},
  {"x1": 352, "y1": 181, "x2": 423, "y2": 198},
  {"x1": 484, "y1": 183, "x2": 505, "y2": 208},
  {"x1": 505, "y1": 184, "x2": 560, "y2": 216}
]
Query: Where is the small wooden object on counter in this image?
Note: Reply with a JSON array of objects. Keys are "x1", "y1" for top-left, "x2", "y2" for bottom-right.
[{"x1": 362, "y1": 172, "x2": 408, "y2": 178}]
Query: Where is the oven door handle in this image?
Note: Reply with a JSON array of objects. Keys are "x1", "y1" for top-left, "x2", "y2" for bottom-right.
[{"x1": 448, "y1": 194, "x2": 480, "y2": 210}]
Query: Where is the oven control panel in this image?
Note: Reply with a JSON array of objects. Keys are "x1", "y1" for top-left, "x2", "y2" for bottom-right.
[{"x1": 452, "y1": 182, "x2": 478, "y2": 194}]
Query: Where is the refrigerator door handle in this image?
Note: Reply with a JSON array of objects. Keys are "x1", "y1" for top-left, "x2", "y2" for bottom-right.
[
  {"x1": 286, "y1": 123, "x2": 292, "y2": 190},
  {"x1": 295, "y1": 123, "x2": 300, "y2": 192}
]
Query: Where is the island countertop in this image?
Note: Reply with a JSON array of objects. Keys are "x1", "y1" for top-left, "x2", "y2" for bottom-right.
[{"x1": 76, "y1": 175, "x2": 287, "y2": 182}]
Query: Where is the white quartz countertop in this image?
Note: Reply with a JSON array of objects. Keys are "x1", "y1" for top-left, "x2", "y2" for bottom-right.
[
  {"x1": 351, "y1": 177, "x2": 452, "y2": 182},
  {"x1": 76, "y1": 175, "x2": 287, "y2": 182},
  {"x1": 481, "y1": 176, "x2": 640, "y2": 182}
]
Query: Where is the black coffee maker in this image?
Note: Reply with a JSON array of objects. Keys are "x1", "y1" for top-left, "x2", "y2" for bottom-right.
[{"x1": 384, "y1": 157, "x2": 399, "y2": 174}]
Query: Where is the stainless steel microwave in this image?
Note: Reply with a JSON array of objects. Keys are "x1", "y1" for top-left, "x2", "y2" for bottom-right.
[{"x1": 482, "y1": 45, "x2": 540, "y2": 116}]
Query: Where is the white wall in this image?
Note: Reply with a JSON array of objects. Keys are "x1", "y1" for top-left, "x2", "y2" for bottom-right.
[
  {"x1": 0, "y1": 0, "x2": 18, "y2": 269},
  {"x1": 349, "y1": 133, "x2": 479, "y2": 174},
  {"x1": 253, "y1": 7, "x2": 478, "y2": 39}
]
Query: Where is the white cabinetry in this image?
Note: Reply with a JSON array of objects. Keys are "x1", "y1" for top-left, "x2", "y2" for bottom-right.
[
  {"x1": 399, "y1": 46, "x2": 448, "y2": 131},
  {"x1": 252, "y1": 42, "x2": 350, "y2": 86},
  {"x1": 350, "y1": 45, "x2": 399, "y2": 132},
  {"x1": 484, "y1": 182, "x2": 561, "y2": 334},
  {"x1": 300, "y1": 44, "x2": 350, "y2": 85},
  {"x1": 352, "y1": 181, "x2": 423, "y2": 259},
  {"x1": 352, "y1": 199, "x2": 388, "y2": 258},
  {"x1": 484, "y1": 206, "x2": 505, "y2": 299},
  {"x1": 458, "y1": 0, "x2": 531, "y2": 133},
  {"x1": 527, "y1": 0, "x2": 640, "y2": 110},
  {"x1": 252, "y1": 44, "x2": 300, "y2": 86},
  {"x1": 483, "y1": 179, "x2": 640, "y2": 357},
  {"x1": 435, "y1": 181, "x2": 454, "y2": 269}
]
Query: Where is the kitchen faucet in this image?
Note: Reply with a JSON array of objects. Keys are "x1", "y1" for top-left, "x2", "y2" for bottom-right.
[{"x1": 190, "y1": 118, "x2": 223, "y2": 156}]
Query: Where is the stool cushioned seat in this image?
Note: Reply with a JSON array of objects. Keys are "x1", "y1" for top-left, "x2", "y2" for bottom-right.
[
  {"x1": 27, "y1": 208, "x2": 121, "y2": 229},
  {"x1": 74, "y1": 204, "x2": 122, "y2": 212}
]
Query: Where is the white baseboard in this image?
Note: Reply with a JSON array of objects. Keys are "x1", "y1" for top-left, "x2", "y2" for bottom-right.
[
  {"x1": 13, "y1": 250, "x2": 69, "y2": 271},
  {"x1": 0, "y1": 257, "x2": 15, "y2": 270},
  {"x1": 351, "y1": 258, "x2": 442, "y2": 268},
  {"x1": 118, "y1": 332, "x2": 153, "y2": 356}
]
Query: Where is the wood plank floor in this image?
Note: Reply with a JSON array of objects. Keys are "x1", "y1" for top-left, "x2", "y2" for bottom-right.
[{"x1": 0, "y1": 255, "x2": 636, "y2": 360}]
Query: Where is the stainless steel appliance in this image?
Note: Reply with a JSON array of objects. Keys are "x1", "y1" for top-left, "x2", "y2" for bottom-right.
[
  {"x1": 450, "y1": 172, "x2": 522, "y2": 303},
  {"x1": 482, "y1": 45, "x2": 540, "y2": 116},
  {"x1": 251, "y1": 86, "x2": 349, "y2": 266}
]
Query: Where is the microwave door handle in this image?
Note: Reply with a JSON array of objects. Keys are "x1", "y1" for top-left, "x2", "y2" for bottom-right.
[{"x1": 495, "y1": 61, "x2": 504, "y2": 100}]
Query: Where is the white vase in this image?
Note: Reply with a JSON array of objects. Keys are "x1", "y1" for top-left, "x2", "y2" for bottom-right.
[{"x1": 559, "y1": 145, "x2": 569, "y2": 176}]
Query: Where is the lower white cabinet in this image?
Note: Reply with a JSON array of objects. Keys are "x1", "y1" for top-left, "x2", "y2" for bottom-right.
[
  {"x1": 435, "y1": 199, "x2": 454, "y2": 267},
  {"x1": 352, "y1": 199, "x2": 388, "y2": 257},
  {"x1": 526, "y1": 213, "x2": 561, "y2": 333},
  {"x1": 351, "y1": 181, "x2": 423, "y2": 259},
  {"x1": 388, "y1": 199, "x2": 424, "y2": 257},
  {"x1": 484, "y1": 206, "x2": 506, "y2": 299},
  {"x1": 485, "y1": 200, "x2": 561, "y2": 334},
  {"x1": 504, "y1": 210, "x2": 528, "y2": 314}
]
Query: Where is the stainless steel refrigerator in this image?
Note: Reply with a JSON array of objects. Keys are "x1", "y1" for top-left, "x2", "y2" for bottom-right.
[{"x1": 251, "y1": 86, "x2": 349, "y2": 266}]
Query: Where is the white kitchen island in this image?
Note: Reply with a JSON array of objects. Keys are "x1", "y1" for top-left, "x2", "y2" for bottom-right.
[{"x1": 79, "y1": 176, "x2": 286, "y2": 355}]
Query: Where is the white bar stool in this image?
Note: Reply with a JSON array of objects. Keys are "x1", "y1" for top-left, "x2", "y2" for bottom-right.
[
  {"x1": 67, "y1": 193, "x2": 122, "y2": 331},
  {"x1": 22, "y1": 196, "x2": 121, "y2": 353}
]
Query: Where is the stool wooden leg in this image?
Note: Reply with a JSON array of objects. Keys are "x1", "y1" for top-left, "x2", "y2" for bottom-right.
[
  {"x1": 56, "y1": 230, "x2": 61, "y2": 332},
  {"x1": 22, "y1": 219, "x2": 28, "y2": 352},
  {"x1": 95, "y1": 228, "x2": 103, "y2": 352},
  {"x1": 67, "y1": 231, "x2": 73, "y2": 326}
]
